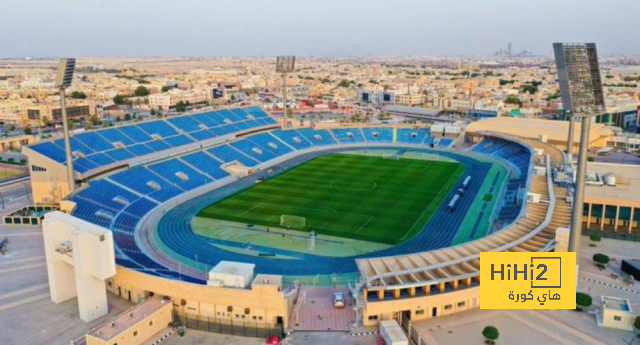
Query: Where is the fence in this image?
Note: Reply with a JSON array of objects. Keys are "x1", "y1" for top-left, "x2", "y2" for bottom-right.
[{"x1": 174, "y1": 312, "x2": 284, "y2": 339}]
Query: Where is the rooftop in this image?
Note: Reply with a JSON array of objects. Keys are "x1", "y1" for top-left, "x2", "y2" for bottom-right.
[
  {"x1": 466, "y1": 117, "x2": 613, "y2": 144},
  {"x1": 87, "y1": 297, "x2": 171, "y2": 341},
  {"x1": 602, "y1": 296, "x2": 632, "y2": 312},
  {"x1": 585, "y1": 162, "x2": 640, "y2": 204}
]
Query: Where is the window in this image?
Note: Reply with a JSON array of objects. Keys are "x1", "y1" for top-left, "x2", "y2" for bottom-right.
[
  {"x1": 99, "y1": 235, "x2": 105, "y2": 242},
  {"x1": 31, "y1": 165, "x2": 47, "y2": 172},
  {"x1": 368, "y1": 315, "x2": 379, "y2": 321},
  {"x1": 614, "y1": 316, "x2": 622, "y2": 321},
  {"x1": 133, "y1": 330, "x2": 138, "y2": 337},
  {"x1": 415, "y1": 309, "x2": 425, "y2": 316},
  {"x1": 444, "y1": 304, "x2": 452, "y2": 311},
  {"x1": 458, "y1": 301, "x2": 466, "y2": 308},
  {"x1": 149, "y1": 320, "x2": 154, "y2": 327}
]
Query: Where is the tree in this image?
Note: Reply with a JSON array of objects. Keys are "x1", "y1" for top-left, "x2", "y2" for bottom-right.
[
  {"x1": 150, "y1": 109, "x2": 157, "y2": 116},
  {"x1": 134, "y1": 86, "x2": 150, "y2": 97},
  {"x1": 124, "y1": 113, "x2": 132, "y2": 121},
  {"x1": 576, "y1": 292, "x2": 592, "y2": 310},
  {"x1": 71, "y1": 91, "x2": 87, "y2": 99},
  {"x1": 161, "y1": 85, "x2": 171, "y2": 92},
  {"x1": 113, "y1": 94, "x2": 126, "y2": 105},
  {"x1": 337, "y1": 79, "x2": 350, "y2": 88},
  {"x1": 24, "y1": 127, "x2": 32, "y2": 135},
  {"x1": 593, "y1": 253, "x2": 610, "y2": 268},
  {"x1": 521, "y1": 84, "x2": 538, "y2": 94},
  {"x1": 175, "y1": 101, "x2": 186, "y2": 113},
  {"x1": 8, "y1": 124, "x2": 15, "y2": 132},
  {"x1": 505, "y1": 95, "x2": 523, "y2": 108},
  {"x1": 589, "y1": 234, "x2": 601, "y2": 247},
  {"x1": 88, "y1": 115, "x2": 101, "y2": 126},
  {"x1": 115, "y1": 116, "x2": 121, "y2": 122},
  {"x1": 482, "y1": 326, "x2": 499, "y2": 344},
  {"x1": 634, "y1": 316, "x2": 640, "y2": 331}
]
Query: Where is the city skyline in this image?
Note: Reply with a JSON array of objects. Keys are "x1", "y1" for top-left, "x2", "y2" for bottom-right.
[{"x1": 2, "y1": 0, "x2": 639, "y2": 58}]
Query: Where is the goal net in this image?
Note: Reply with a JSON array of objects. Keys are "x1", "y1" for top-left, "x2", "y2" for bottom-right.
[{"x1": 280, "y1": 215, "x2": 306, "y2": 229}]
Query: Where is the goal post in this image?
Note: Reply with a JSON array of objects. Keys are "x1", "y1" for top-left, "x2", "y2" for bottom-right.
[{"x1": 280, "y1": 215, "x2": 306, "y2": 229}]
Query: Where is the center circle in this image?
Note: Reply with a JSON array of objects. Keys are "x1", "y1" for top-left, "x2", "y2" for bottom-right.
[{"x1": 330, "y1": 179, "x2": 377, "y2": 191}]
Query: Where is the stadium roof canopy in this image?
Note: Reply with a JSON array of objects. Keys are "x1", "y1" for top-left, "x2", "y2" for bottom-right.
[
  {"x1": 383, "y1": 105, "x2": 455, "y2": 122},
  {"x1": 466, "y1": 117, "x2": 613, "y2": 146}
]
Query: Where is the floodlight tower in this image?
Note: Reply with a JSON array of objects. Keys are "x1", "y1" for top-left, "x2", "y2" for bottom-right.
[
  {"x1": 55, "y1": 58, "x2": 77, "y2": 192},
  {"x1": 553, "y1": 43, "x2": 606, "y2": 255},
  {"x1": 276, "y1": 56, "x2": 295, "y2": 129}
]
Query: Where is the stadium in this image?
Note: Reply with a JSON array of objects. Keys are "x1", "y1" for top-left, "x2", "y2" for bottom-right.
[{"x1": 24, "y1": 106, "x2": 571, "y2": 334}]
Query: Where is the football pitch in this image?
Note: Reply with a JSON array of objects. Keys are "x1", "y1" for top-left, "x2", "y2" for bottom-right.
[{"x1": 196, "y1": 153, "x2": 464, "y2": 245}]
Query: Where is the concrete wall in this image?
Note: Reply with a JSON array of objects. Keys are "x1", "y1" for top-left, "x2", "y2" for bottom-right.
[
  {"x1": 107, "y1": 267, "x2": 290, "y2": 328},
  {"x1": 363, "y1": 286, "x2": 480, "y2": 326},
  {"x1": 23, "y1": 146, "x2": 72, "y2": 204},
  {"x1": 43, "y1": 212, "x2": 116, "y2": 322},
  {"x1": 86, "y1": 301, "x2": 173, "y2": 345}
]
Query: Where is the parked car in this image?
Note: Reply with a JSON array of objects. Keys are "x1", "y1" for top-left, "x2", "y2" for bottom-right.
[{"x1": 333, "y1": 292, "x2": 345, "y2": 308}]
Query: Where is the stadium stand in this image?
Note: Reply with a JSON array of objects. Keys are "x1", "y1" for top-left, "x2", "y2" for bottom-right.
[
  {"x1": 362, "y1": 127, "x2": 393, "y2": 143},
  {"x1": 27, "y1": 107, "x2": 277, "y2": 175},
  {"x1": 331, "y1": 128, "x2": 366, "y2": 144},
  {"x1": 396, "y1": 128, "x2": 430, "y2": 145},
  {"x1": 55, "y1": 106, "x2": 554, "y2": 285}
]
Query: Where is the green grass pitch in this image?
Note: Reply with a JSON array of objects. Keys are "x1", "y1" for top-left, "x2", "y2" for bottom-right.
[{"x1": 196, "y1": 154, "x2": 464, "y2": 245}]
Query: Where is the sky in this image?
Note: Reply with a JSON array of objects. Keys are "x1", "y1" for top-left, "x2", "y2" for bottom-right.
[{"x1": 1, "y1": 0, "x2": 639, "y2": 58}]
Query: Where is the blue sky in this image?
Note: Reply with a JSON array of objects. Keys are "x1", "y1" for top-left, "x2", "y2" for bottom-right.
[{"x1": 2, "y1": 0, "x2": 638, "y2": 57}]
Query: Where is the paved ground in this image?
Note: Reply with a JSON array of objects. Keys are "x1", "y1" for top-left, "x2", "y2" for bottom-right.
[
  {"x1": 165, "y1": 329, "x2": 376, "y2": 345},
  {"x1": 292, "y1": 286, "x2": 356, "y2": 331},
  {"x1": 411, "y1": 236, "x2": 640, "y2": 345},
  {"x1": 0, "y1": 197, "x2": 134, "y2": 345}
]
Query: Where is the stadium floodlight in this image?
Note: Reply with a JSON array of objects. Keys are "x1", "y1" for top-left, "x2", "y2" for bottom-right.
[
  {"x1": 56, "y1": 58, "x2": 77, "y2": 193},
  {"x1": 276, "y1": 56, "x2": 295, "y2": 73},
  {"x1": 276, "y1": 56, "x2": 295, "y2": 129},
  {"x1": 553, "y1": 43, "x2": 605, "y2": 255}
]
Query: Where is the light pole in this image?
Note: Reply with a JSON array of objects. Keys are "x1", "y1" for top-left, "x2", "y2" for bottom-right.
[
  {"x1": 55, "y1": 58, "x2": 77, "y2": 193},
  {"x1": 553, "y1": 43, "x2": 606, "y2": 255},
  {"x1": 276, "y1": 56, "x2": 295, "y2": 129},
  {"x1": 566, "y1": 110, "x2": 575, "y2": 162}
]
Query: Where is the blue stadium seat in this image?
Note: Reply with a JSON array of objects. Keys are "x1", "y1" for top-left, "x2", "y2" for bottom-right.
[
  {"x1": 297, "y1": 128, "x2": 337, "y2": 146},
  {"x1": 331, "y1": 128, "x2": 365, "y2": 144},
  {"x1": 137, "y1": 120, "x2": 178, "y2": 138},
  {"x1": 271, "y1": 129, "x2": 314, "y2": 150},
  {"x1": 362, "y1": 127, "x2": 393, "y2": 143},
  {"x1": 147, "y1": 159, "x2": 211, "y2": 191},
  {"x1": 180, "y1": 152, "x2": 229, "y2": 180},
  {"x1": 97, "y1": 128, "x2": 135, "y2": 146},
  {"x1": 207, "y1": 145, "x2": 259, "y2": 167},
  {"x1": 167, "y1": 116, "x2": 203, "y2": 133},
  {"x1": 396, "y1": 128, "x2": 429, "y2": 144},
  {"x1": 118, "y1": 125, "x2": 153, "y2": 143}
]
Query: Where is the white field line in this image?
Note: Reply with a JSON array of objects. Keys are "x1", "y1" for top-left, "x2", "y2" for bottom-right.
[
  {"x1": 402, "y1": 164, "x2": 463, "y2": 240},
  {"x1": 355, "y1": 216, "x2": 375, "y2": 234},
  {"x1": 237, "y1": 202, "x2": 264, "y2": 217}
]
